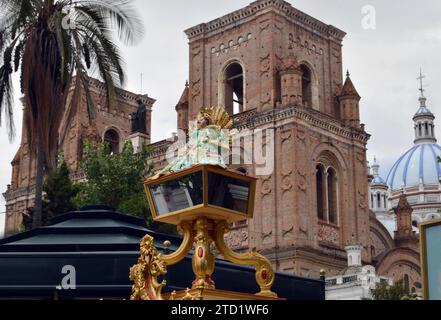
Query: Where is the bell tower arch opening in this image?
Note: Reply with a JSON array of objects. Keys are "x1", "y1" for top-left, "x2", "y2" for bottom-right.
[
  {"x1": 104, "y1": 128, "x2": 120, "y2": 155},
  {"x1": 300, "y1": 64, "x2": 313, "y2": 108},
  {"x1": 219, "y1": 61, "x2": 245, "y2": 115}
]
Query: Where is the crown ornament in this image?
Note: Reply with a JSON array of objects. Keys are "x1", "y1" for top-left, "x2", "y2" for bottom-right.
[{"x1": 196, "y1": 106, "x2": 234, "y2": 129}]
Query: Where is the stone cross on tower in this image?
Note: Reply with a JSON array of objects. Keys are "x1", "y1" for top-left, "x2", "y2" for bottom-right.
[{"x1": 417, "y1": 69, "x2": 425, "y2": 98}]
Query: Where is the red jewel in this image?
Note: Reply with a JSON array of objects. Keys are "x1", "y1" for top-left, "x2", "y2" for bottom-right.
[
  {"x1": 198, "y1": 247, "x2": 204, "y2": 258},
  {"x1": 261, "y1": 270, "x2": 268, "y2": 280}
]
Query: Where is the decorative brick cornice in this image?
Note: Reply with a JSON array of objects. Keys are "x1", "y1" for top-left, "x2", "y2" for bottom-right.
[
  {"x1": 235, "y1": 105, "x2": 370, "y2": 144},
  {"x1": 261, "y1": 245, "x2": 347, "y2": 265},
  {"x1": 149, "y1": 139, "x2": 176, "y2": 158},
  {"x1": 3, "y1": 186, "x2": 34, "y2": 202},
  {"x1": 233, "y1": 108, "x2": 258, "y2": 124},
  {"x1": 185, "y1": 0, "x2": 346, "y2": 42},
  {"x1": 68, "y1": 77, "x2": 156, "y2": 108},
  {"x1": 148, "y1": 105, "x2": 370, "y2": 164}
]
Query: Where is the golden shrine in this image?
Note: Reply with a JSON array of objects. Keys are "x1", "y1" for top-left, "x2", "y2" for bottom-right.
[{"x1": 129, "y1": 107, "x2": 278, "y2": 300}]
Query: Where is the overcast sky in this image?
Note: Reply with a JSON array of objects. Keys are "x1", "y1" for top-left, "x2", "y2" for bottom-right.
[{"x1": 1, "y1": 0, "x2": 441, "y2": 236}]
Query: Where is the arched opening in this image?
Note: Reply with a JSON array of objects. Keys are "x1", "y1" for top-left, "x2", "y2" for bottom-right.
[
  {"x1": 315, "y1": 151, "x2": 343, "y2": 226},
  {"x1": 377, "y1": 194, "x2": 381, "y2": 209},
  {"x1": 104, "y1": 129, "x2": 120, "y2": 154},
  {"x1": 425, "y1": 122, "x2": 429, "y2": 136},
  {"x1": 327, "y1": 168, "x2": 338, "y2": 224},
  {"x1": 371, "y1": 246, "x2": 376, "y2": 257},
  {"x1": 224, "y1": 63, "x2": 244, "y2": 115},
  {"x1": 316, "y1": 165, "x2": 325, "y2": 221},
  {"x1": 403, "y1": 274, "x2": 410, "y2": 293},
  {"x1": 300, "y1": 64, "x2": 312, "y2": 108},
  {"x1": 371, "y1": 193, "x2": 374, "y2": 209},
  {"x1": 383, "y1": 194, "x2": 387, "y2": 209}
]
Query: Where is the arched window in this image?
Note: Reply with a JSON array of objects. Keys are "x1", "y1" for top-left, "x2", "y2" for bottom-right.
[
  {"x1": 224, "y1": 63, "x2": 244, "y2": 115},
  {"x1": 327, "y1": 168, "x2": 338, "y2": 224},
  {"x1": 104, "y1": 129, "x2": 120, "y2": 154},
  {"x1": 300, "y1": 65, "x2": 312, "y2": 108},
  {"x1": 315, "y1": 153, "x2": 342, "y2": 226},
  {"x1": 377, "y1": 194, "x2": 381, "y2": 209},
  {"x1": 383, "y1": 195, "x2": 387, "y2": 209},
  {"x1": 371, "y1": 193, "x2": 374, "y2": 209},
  {"x1": 316, "y1": 165, "x2": 325, "y2": 221},
  {"x1": 425, "y1": 122, "x2": 429, "y2": 135},
  {"x1": 403, "y1": 274, "x2": 410, "y2": 293},
  {"x1": 419, "y1": 123, "x2": 422, "y2": 136}
]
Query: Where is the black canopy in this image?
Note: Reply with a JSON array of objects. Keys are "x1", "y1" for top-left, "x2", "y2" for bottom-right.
[{"x1": 0, "y1": 207, "x2": 324, "y2": 300}]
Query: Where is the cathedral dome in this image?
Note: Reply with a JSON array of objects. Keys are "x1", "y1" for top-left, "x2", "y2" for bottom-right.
[
  {"x1": 370, "y1": 157, "x2": 387, "y2": 187},
  {"x1": 387, "y1": 80, "x2": 441, "y2": 191},
  {"x1": 372, "y1": 175, "x2": 387, "y2": 185},
  {"x1": 414, "y1": 105, "x2": 434, "y2": 118},
  {"x1": 387, "y1": 143, "x2": 441, "y2": 191}
]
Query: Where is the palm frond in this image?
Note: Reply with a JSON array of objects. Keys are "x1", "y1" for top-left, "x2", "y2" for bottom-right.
[
  {"x1": 50, "y1": 10, "x2": 73, "y2": 85},
  {"x1": 74, "y1": 18, "x2": 125, "y2": 108},
  {"x1": 0, "y1": 42, "x2": 17, "y2": 140},
  {"x1": 0, "y1": 63, "x2": 15, "y2": 140},
  {"x1": 13, "y1": 39, "x2": 25, "y2": 72},
  {"x1": 79, "y1": 68, "x2": 95, "y2": 120},
  {"x1": 1, "y1": 0, "x2": 144, "y2": 150},
  {"x1": 74, "y1": 0, "x2": 144, "y2": 45}
]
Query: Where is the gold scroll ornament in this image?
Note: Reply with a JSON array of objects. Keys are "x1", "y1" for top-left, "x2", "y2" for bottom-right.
[{"x1": 129, "y1": 219, "x2": 277, "y2": 300}]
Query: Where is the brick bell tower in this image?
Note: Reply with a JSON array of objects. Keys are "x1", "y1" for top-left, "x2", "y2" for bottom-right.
[{"x1": 182, "y1": 0, "x2": 370, "y2": 278}]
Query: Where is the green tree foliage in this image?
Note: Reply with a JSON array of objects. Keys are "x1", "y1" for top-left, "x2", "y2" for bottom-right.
[
  {"x1": 21, "y1": 157, "x2": 78, "y2": 230},
  {"x1": 372, "y1": 279, "x2": 421, "y2": 300},
  {"x1": 74, "y1": 140, "x2": 151, "y2": 216},
  {"x1": 74, "y1": 140, "x2": 176, "y2": 234},
  {"x1": 42, "y1": 159, "x2": 79, "y2": 224}
]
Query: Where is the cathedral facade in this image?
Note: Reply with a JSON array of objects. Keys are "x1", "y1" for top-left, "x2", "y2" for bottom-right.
[{"x1": 2, "y1": 0, "x2": 421, "y2": 287}]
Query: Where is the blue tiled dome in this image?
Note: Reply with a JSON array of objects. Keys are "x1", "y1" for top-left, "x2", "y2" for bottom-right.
[
  {"x1": 371, "y1": 175, "x2": 387, "y2": 185},
  {"x1": 414, "y1": 105, "x2": 434, "y2": 117},
  {"x1": 387, "y1": 144, "x2": 441, "y2": 191}
]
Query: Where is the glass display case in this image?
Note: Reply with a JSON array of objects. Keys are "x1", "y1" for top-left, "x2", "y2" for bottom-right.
[{"x1": 144, "y1": 165, "x2": 256, "y2": 225}]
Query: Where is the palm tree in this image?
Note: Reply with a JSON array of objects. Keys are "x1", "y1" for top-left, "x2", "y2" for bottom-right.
[{"x1": 0, "y1": 0, "x2": 143, "y2": 228}]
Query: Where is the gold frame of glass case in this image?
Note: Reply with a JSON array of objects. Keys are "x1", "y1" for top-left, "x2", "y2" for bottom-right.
[
  {"x1": 420, "y1": 217, "x2": 441, "y2": 300},
  {"x1": 144, "y1": 164, "x2": 256, "y2": 225}
]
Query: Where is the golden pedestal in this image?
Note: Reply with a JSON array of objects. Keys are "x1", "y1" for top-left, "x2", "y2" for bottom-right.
[
  {"x1": 165, "y1": 288, "x2": 281, "y2": 301},
  {"x1": 129, "y1": 165, "x2": 278, "y2": 300}
]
